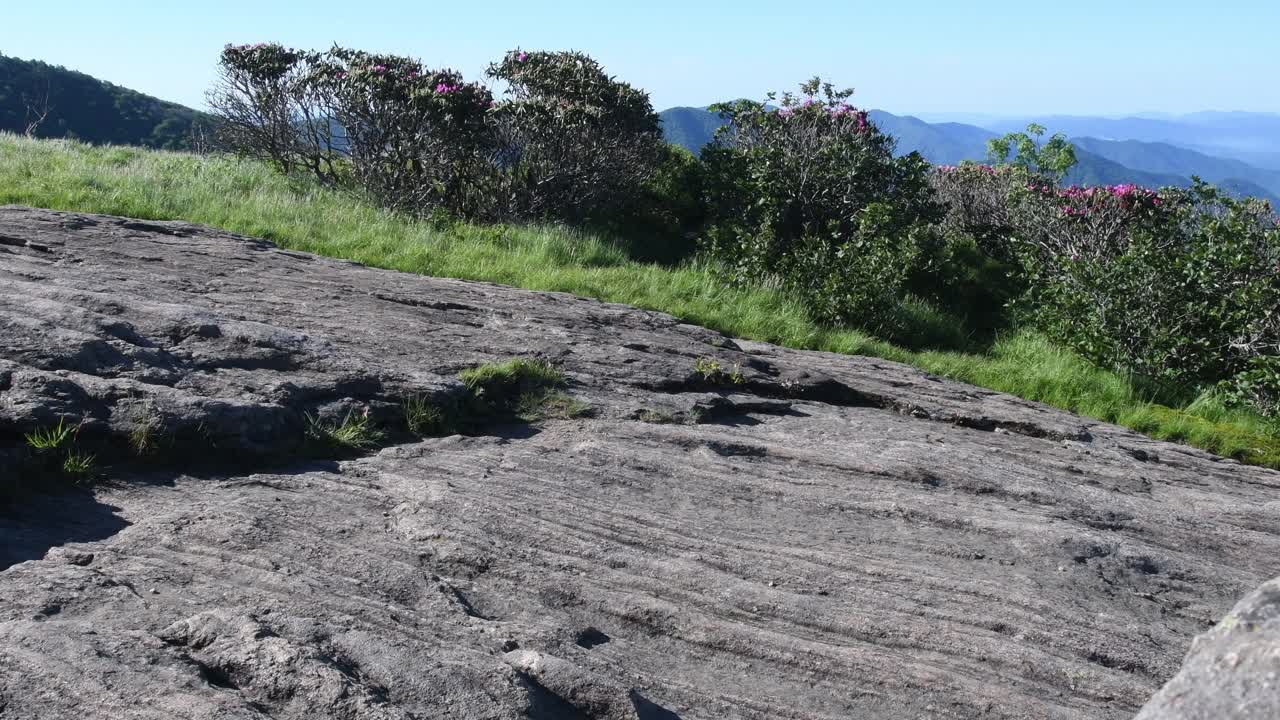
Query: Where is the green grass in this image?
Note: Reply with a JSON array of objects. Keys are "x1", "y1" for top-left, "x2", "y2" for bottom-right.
[
  {"x1": 459, "y1": 358, "x2": 567, "y2": 393},
  {"x1": 61, "y1": 451, "x2": 96, "y2": 479},
  {"x1": 403, "y1": 394, "x2": 449, "y2": 437},
  {"x1": 2, "y1": 133, "x2": 1277, "y2": 469},
  {"x1": 459, "y1": 358, "x2": 580, "y2": 423},
  {"x1": 25, "y1": 418, "x2": 77, "y2": 452},
  {"x1": 305, "y1": 409, "x2": 384, "y2": 451}
]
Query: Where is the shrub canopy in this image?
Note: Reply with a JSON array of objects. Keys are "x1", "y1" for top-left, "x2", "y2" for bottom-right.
[{"x1": 701, "y1": 78, "x2": 943, "y2": 331}]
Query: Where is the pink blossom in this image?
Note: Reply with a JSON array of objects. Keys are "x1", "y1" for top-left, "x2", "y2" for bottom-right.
[{"x1": 517, "y1": 51, "x2": 528, "y2": 62}]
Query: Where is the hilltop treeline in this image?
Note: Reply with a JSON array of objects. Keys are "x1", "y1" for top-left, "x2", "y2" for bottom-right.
[
  {"x1": 209, "y1": 44, "x2": 1280, "y2": 418},
  {"x1": 0, "y1": 54, "x2": 214, "y2": 149}
]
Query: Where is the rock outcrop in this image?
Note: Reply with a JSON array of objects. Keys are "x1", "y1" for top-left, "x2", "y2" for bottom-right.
[
  {"x1": 0, "y1": 205, "x2": 1277, "y2": 719},
  {"x1": 1135, "y1": 576, "x2": 1280, "y2": 719}
]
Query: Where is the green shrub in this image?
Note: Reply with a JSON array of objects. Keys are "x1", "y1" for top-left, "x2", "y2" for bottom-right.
[
  {"x1": 701, "y1": 78, "x2": 943, "y2": 333},
  {"x1": 1016, "y1": 181, "x2": 1280, "y2": 408},
  {"x1": 602, "y1": 143, "x2": 707, "y2": 264},
  {"x1": 485, "y1": 49, "x2": 664, "y2": 224},
  {"x1": 986, "y1": 123, "x2": 1078, "y2": 181}
]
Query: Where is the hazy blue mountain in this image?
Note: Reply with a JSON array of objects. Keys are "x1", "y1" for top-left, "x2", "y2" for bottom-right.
[
  {"x1": 657, "y1": 106, "x2": 724, "y2": 154},
  {"x1": 1072, "y1": 137, "x2": 1280, "y2": 198},
  {"x1": 866, "y1": 111, "x2": 995, "y2": 165},
  {"x1": 982, "y1": 113, "x2": 1280, "y2": 167}
]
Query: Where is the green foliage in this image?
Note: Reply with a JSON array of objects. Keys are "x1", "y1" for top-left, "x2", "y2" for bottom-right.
[
  {"x1": 601, "y1": 143, "x2": 706, "y2": 264},
  {"x1": 3, "y1": 134, "x2": 1277, "y2": 468},
  {"x1": 1220, "y1": 356, "x2": 1280, "y2": 419},
  {"x1": 702, "y1": 78, "x2": 944, "y2": 334},
  {"x1": 459, "y1": 358, "x2": 572, "y2": 423},
  {"x1": 61, "y1": 451, "x2": 96, "y2": 479},
  {"x1": 906, "y1": 232, "x2": 1025, "y2": 341},
  {"x1": 305, "y1": 408, "x2": 384, "y2": 450},
  {"x1": 1019, "y1": 182, "x2": 1280, "y2": 408},
  {"x1": 486, "y1": 49, "x2": 664, "y2": 223},
  {"x1": 694, "y1": 357, "x2": 744, "y2": 385},
  {"x1": 987, "y1": 123, "x2": 1078, "y2": 180},
  {"x1": 0, "y1": 54, "x2": 213, "y2": 149},
  {"x1": 404, "y1": 394, "x2": 451, "y2": 436},
  {"x1": 25, "y1": 418, "x2": 77, "y2": 451}
]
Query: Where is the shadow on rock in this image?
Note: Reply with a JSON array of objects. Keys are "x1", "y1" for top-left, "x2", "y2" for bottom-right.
[
  {"x1": 631, "y1": 690, "x2": 683, "y2": 719},
  {"x1": 0, "y1": 489, "x2": 130, "y2": 571}
]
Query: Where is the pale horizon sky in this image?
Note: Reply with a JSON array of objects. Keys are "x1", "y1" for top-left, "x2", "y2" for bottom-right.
[{"x1": 4, "y1": 1, "x2": 1279, "y2": 116}]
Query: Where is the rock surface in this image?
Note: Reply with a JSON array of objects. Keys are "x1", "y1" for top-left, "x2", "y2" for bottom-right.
[
  {"x1": 1135, "y1": 576, "x2": 1280, "y2": 719},
  {"x1": 0, "y1": 205, "x2": 1278, "y2": 719}
]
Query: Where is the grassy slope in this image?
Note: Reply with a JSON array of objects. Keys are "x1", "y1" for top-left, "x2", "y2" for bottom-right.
[{"x1": 2, "y1": 133, "x2": 1277, "y2": 469}]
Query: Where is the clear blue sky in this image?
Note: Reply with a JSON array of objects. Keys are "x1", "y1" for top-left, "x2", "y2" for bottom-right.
[{"x1": 4, "y1": 0, "x2": 1278, "y2": 115}]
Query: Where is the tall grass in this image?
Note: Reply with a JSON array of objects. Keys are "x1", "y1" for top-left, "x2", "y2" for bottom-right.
[{"x1": 1, "y1": 133, "x2": 1276, "y2": 468}]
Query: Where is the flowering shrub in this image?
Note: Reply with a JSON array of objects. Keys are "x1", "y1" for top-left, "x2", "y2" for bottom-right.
[
  {"x1": 1016, "y1": 181, "x2": 1279, "y2": 406},
  {"x1": 932, "y1": 160, "x2": 1280, "y2": 414},
  {"x1": 485, "y1": 49, "x2": 664, "y2": 222},
  {"x1": 318, "y1": 48, "x2": 496, "y2": 217},
  {"x1": 209, "y1": 43, "x2": 341, "y2": 182},
  {"x1": 212, "y1": 43, "x2": 496, "y2": 218},
  {"x1": 701, "y1": 78, "x2": 943, "y2": 331}
]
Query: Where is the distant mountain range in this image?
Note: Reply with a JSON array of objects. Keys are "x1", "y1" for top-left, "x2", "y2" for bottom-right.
[
  {"x1": 659, "y1": 107, "x2": 1280, "y2": 206},
  {"x1": 0, "y1": 54, "x2": 213, "y2": 150},
  {"x1": 982, "y1": 113, "x2": 1280, "y2": 171}
]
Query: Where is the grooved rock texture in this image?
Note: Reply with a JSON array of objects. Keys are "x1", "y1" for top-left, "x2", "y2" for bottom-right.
[
  {"x1": 0, "y1": 205, "x2": 1278, "y2": 719},
  {"x1": 1135, "y1": 577, "x2": 1280, "y2": 719}
]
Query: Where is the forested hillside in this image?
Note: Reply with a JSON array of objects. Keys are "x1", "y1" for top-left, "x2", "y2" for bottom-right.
[{"x1": 0, "y1": 54, "x2": 213, "y2": 149}]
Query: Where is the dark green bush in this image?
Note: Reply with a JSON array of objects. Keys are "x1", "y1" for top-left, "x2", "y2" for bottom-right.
[
  {"x1": 211, "y1": 44, "x2": 497, "y2": 218},
  {"x1": 599, "y1": 143, "x2": 707, "y2": 264},
  {"x1": 701, "y1": 78, "x2": 943, "y2": 332},
  {"x1": 485, "y1": 49, "x2": 664, "y2": 224},
  {"x1": 1016, "y1": 181, "x2": 1279, "y2": 407}
]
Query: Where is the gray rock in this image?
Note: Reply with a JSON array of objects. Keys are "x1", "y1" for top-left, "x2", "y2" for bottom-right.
[
  {"x1": 1, "y1": 205, "x2": 1279, "y2": 719},
  {"x1": 1136, "y1": 576, "x2": 1280, "y2": 719}
]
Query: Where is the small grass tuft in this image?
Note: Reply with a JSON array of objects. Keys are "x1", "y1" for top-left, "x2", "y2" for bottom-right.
[
  {"x1": 458, "y1": 358, "x2": 589, "y2": 424},
  {"x1": 638, "y1": 408, "x2": 679, "y2": 424},
  {"x1": 459, "y1": 358, "x2": 565, "y2": 393},
  {"x1": 128, "y1": 409, "x2": 163, "y2": 456},
  {"x1": 694, "y1": 357, "x2": 745, "y2": 385},
  {"x1": 404, "y1": 394, "x2": 451, "y2": 436},
  {"x1": 523, "y1": 391, "x2": 593, "y2": 422},
  {"x1": 61, "y1": 451, "x2": 96, "y2": 479},
  {"x1": 25, "y1": 418, "x2": 77, "y2": 452},
  {"x1": 305, "y1": 408, "x2": 384, "y2": 451}
]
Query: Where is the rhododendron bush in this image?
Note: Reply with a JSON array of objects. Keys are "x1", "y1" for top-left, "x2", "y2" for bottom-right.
[
  {"x1": 210, "y1": 44, "x2": 661, "y2": 221},
  {"x1": 701, "y1": 78, "x2": 943, "y2": 332},
  {"x1": 934, "y1": 161, "x2": 1280, "y2": 414},
  {"x1": 486, "y1": 49, "x2": 663, "y2": 223}
]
